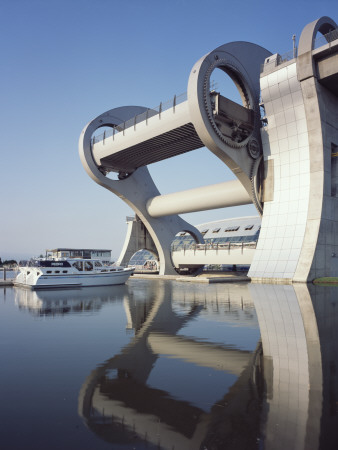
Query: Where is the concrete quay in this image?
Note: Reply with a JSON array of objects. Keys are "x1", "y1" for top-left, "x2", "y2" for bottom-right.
[
  {"x1": 132, "y1": 272, "x2": 250, "y2": 284},
  {"x1": 0, "y1": 280, "x2": 14, "y2": 286}
]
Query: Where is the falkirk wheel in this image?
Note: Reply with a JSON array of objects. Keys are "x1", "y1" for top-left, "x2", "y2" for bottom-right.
[{"x1": 79, "y1": 16, "x2": 338, "y2": 283}]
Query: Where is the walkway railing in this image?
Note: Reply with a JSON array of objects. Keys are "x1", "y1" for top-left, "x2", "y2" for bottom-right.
[
  {"x1": 314, "y1": 27, "x2": 338, "y2": 49},
  {"x1": 172, "y1": 241, "x2": 257, "y2": 254},
  {"x1": 91, "y1": 92, "x2": 187, "y2": 146},
  {"x1": 261, "y1": 28, "x2": 338, "y2": 73}
]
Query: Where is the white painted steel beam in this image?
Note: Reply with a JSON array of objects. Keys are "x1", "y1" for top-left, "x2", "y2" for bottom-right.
[{"x1": 146, "y1": 179, "x2": 252, "y2": 217}]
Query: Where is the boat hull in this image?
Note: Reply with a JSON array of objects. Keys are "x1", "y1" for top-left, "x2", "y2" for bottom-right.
[{"x1": 14, "y1": 269, "x2": 134, "y2": 289}]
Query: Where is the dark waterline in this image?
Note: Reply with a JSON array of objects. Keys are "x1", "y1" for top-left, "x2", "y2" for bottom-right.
[{"x1": 0, "y1": 280, "x2": 337, "y2": 449}]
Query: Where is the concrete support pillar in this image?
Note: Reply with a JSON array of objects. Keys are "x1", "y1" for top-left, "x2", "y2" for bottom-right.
[
  {"x1": 117, "y1": 216, "x2": 158, "y2": 267},
  {"x1": 79, "y1": 107, "x2": 204, "y2": 276}
]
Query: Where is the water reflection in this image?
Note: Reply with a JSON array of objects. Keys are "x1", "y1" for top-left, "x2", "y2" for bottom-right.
[
  {"x1": 14, "y1": 285, "x2": 128, "y2": 316},
  {"x1": 78, "y1": 281, "x2": 263, "y2": 449},
  {"x1": 10, "y1": 281, "x2": 338, "y2": 449},
  {"x1": 77, "y1": 281, "x2": 338, "y2": 450},
  {"x1": 250, "y1": 283, "x2": 338, "y2": 450}
]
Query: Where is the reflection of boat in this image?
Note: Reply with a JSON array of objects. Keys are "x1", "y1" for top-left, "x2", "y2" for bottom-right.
[
  {"x1": 14, "y1": 258, "x2": 134, "y2": 289},
  {"x1": 14, "y1": 284, "x2": 128, "y2": 316}
]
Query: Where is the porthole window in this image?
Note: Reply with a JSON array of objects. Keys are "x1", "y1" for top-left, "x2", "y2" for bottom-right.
[
  {"x1": 55, "y1": 270, "x2": 60, "y2": 274},
  {"x1": 47, "y1": 270, "x2": 52, "y2": 274},
  {"x1": 62, "y1": 270, "x2": 68, "y2": 273}
]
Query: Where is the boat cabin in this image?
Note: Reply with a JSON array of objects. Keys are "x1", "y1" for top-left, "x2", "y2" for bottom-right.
[{"x1": 46, "y1": 248, "x2": 112, "y2": 264}]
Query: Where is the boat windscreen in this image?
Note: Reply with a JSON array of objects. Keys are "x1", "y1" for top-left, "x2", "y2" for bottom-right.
[{"x1": 28, "y1": 260, "x2": 72, "y2": 268}]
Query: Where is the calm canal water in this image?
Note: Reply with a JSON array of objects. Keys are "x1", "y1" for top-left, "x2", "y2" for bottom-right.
[{"x1": 0, "y1": 279, "x2": 337, "y2": 450}]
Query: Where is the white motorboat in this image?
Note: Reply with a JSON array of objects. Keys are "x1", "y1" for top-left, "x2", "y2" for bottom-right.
[{"x1": 14, "y1": 258, "x2": 134, "y2": 289}]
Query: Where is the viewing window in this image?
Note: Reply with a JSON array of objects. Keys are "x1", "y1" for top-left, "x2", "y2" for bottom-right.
[
  {"x1": 85, "y1": 262, "x2": 93, "y2": 271},
  {"x1": 94, "y1": 261, "x2": 102, "y2": 267},
  {"x1": 72, "y1": 262, "x2": 83, "y2": 271}
]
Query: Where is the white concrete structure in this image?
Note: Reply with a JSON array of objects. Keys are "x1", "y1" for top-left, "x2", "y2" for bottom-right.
[
  {"x1": 126, "y1": 215, "x2": 261, "y2": 270},
  {"x1": 79, "y1": 16, "x2": 338, "y2": 282},
  {"x1": 249, "y1": 17, "x2": 338, "y2": 282}
]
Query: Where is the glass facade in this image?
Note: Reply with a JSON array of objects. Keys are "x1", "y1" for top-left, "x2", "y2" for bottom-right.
[
  {"x1": 128, "y1": 217, "x2": 261, "y2": 270},
  {"x1": 171, "y1": 229, "x2": 261, "y2": 251},
  {"x1": 128, "y1": 249, "x2": 158, "y2": 269}
]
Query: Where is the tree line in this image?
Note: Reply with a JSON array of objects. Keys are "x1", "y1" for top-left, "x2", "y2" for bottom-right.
[{"x1": 0, "y1": 258, "x2": 18, "y2": 267}]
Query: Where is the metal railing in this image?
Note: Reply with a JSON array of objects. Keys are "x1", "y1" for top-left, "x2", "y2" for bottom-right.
[
  {"x1": 91, "y1": 92, "x2": 187, "y2": 146},
  {"x1": 314, "y1": 27, "x2": 338, "y2": 49},
  {"x1": 171, "y1": 241, "x2": 257, "y2": 254},
  {"x1": 261, "y1": 49, "x2": 296, "y2": 73},
  {"x1": 261, "y1": 27, "x2": 338, "y2": 73}
]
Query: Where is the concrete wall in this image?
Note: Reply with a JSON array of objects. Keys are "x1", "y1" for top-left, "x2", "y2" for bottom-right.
[
  {"x1": 249, "y1": 61, "x2": 311, "y2": 282},
  {"x1": 250, "y1": 17, "x2": 338, "y2": 282}
]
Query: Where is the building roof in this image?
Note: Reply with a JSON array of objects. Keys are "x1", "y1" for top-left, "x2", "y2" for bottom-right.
[
  {"x1": 195, "y1": 216, "x2": 261, "y2": 240},
  {"x1": 47, "y1": 248, "x2": 111, "y2": 252}
]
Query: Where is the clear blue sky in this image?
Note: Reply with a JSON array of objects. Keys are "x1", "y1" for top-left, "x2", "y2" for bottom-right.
[{"x1": 1, "y1": 0, "x2": 336, "y2": 260}]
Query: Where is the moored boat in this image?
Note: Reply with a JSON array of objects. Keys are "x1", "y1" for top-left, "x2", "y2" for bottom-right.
[{"x1": 14, "y1": 258, "x2": 134, "y2": 289}]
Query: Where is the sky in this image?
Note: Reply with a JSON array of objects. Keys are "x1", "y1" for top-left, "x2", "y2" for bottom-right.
[{"x1": 1, "y1": 0, "x2": 337, "y2": 260}]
